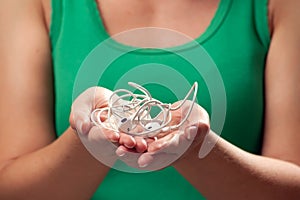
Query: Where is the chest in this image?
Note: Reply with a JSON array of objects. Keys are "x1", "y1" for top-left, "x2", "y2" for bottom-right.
[{"x1": 96, "y1": 0, "x2": 220, "y2": 41}]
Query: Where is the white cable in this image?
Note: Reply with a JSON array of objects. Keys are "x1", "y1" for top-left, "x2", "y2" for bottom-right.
[{"x1": 90, "y1": 82, "x2": 198, "y2": 138}]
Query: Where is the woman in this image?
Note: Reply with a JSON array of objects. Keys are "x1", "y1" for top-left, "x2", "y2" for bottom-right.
[{"x1": 0, "y1": 0, "x2": 300, "y2": 199}]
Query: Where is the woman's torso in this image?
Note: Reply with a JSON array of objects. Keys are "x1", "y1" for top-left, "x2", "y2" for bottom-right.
[{"x1": 46, "y1": 0, "x2": 271, "y2": 199}]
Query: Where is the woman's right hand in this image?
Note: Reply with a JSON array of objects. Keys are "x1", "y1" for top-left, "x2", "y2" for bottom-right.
[{"x1": 69, "y1": 87, "x2": 147, "y2": 167}]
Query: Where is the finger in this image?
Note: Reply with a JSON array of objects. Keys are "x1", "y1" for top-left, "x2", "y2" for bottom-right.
[
  {"x1": 138, "y1": 151, "x2": 178, "y2": 170},
  {"x1": 134, "y1": 136, "x2": 147, "y2": 153},
  {"x1": 71, "y1": 87, "x2": 114, "y2": 135},
  {"x1": 93, "y1": 87, "x2": 113, "y2": 108},
  {"x1": 115, "y1": 145, "x2": 142, "y2": 156},
  {"x1": 119, "y1": 133, "x2": 136, "y2": 148},
  {"x1": 184, "y1": 125, "x2": 198, "y2": 141},
  {"x1": 97, "y1": 109, "x2": 109, "y2": 122},
  {"x1": 70, "y1": 87, "x2": 98, "y2": 135},
  {"x1": 170, "y1": 101, "x2": 210, "y2": 128},
  {"x1": 138, "y1": 152, "x2": 154, "y2": 168},
  {"x1": 183, "y1": 123, "x2": 209, "y2": 142},
  {"x1": 146, "y1": 138, "x2": 156, "y2": 144},
  {"x1": 116, "y1": 145, "x2": 142, "y2": 167},
  {"x1": 147, "y1": 133, "x2": 175, "y2": 152},
  {"x1": 70, "y1": 109, "x2": 93, "y2": 135},
  {"x1": 116, "y1": 145, "x2": 132, "y2": 157},
  {"x1": 89, "y1": 125, "x2": 120, "y2": 143}
]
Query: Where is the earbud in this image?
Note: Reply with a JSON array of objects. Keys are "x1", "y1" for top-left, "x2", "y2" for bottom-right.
[
  {"x1": 117, "y1": 117, "x2": 134, "y2": 133},
  {"x1": 145, "y1": 121, "x2": 161, "y2": 131},
  {"x1": 144, "y1": 121, "x2": 161, "y2": 137}
]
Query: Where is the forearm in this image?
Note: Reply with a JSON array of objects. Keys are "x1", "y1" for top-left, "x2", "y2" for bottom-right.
[
  {"x1": 0, "y1": 128, "x2": 109, "y2": 200},
  {"x1": 174, "y1": 130, "x2": 300, "y2": 199}
]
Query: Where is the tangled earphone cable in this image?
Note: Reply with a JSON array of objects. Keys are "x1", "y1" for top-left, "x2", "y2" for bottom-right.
[{"x1": 90, "y1": 82, "x2": 198, "y2": 138}]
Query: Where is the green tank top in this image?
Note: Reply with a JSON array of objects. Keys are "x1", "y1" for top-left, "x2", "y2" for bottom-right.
[{"x1": 50, "y1": 0, "x2": 270, "y2": 199}]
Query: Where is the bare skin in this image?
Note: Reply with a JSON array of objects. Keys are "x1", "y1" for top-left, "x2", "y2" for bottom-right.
[
  {"x1": 0, "y1": 1, "x2": 108, "y2": 199},
  {"x1": 0, "y1": 0, "x2": 300, "y2": 199}
]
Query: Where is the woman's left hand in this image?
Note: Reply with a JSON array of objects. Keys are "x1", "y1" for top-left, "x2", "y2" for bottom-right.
[{"x1": 116, "y1": 101, "x2": 210, "y2": 171}]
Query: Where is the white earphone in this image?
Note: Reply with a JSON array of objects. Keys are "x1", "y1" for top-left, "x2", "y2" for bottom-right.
[{"x1": 90, "y1": 82, "x2": 198, "y2": 138}]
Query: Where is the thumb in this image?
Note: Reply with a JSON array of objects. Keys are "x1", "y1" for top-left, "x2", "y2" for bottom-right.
[
  {"x1": 69, "y1": 110, "x2": 92, "y2": 135},
  {"x1": 70, "y1": 87, "x2": 99, "y2": 135}
]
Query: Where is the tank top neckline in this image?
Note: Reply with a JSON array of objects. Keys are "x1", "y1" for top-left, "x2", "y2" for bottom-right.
[{"x1": 88, "y1": 0, "x2": 232, "y2": 54}]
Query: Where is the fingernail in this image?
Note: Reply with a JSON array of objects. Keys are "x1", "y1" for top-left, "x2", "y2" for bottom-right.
[
  {"x1": 139, "y1": 163, "x2": 148, "y2": 168},
  {"x1": 118, "y1": 152, "x2": 125, "y2": 157},
  {"x1": 116, "y1": 149, "x2": 126, "y2": 157},
  {"x1": 111, "y1": 138, "x2": 118, "y2": 143},
  {"x1": 187, "y1": 126, "x2": 197, "y2": 140},
  {"x1": 111, "y1": 132, "x2": 120, "y2": 142},
  {"x1": 139, "y1": 155, "x2": 153, "y2": 168}
]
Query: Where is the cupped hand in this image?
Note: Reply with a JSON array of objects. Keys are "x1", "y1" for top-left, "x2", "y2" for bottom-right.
[
  {"x1": 69, "y1": 86, "x2": 147, "y2": 167},
  {"x1": 116, "y1": 100, "x2": 210, "y2": 171}
]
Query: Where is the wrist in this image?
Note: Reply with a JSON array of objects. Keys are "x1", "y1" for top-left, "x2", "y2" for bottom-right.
[
  {"x1": 62, "y1": 128, "x2": 110, "y2": 171},
  {"x1": 173, "y1": 129, "x2": 215, "y2": 169}
]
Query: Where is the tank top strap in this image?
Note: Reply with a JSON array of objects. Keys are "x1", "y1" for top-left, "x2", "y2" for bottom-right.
[
  {"x1": 50, "y1": 0, "x2": 108, "y2": 51},
  {"x1": 49, "y1": 0, "x2": 62, "y2": 48},
  {"x1": 253, "y1": 0, "x2": 271, "y2": 50}
]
